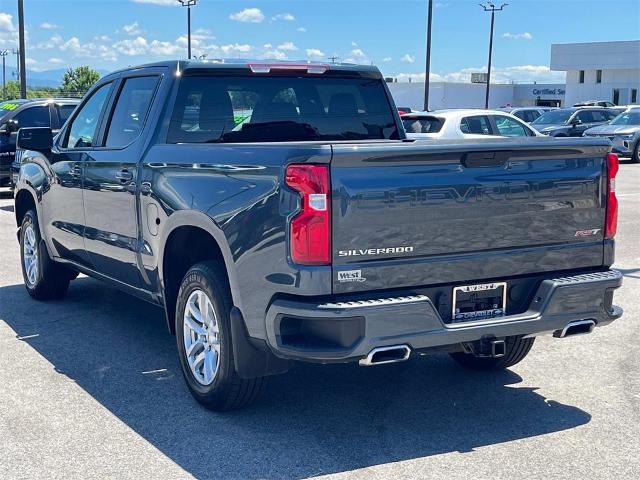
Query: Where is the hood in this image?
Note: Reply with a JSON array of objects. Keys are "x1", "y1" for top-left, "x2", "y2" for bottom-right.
[{"x1": 584, "y1": 124, "x2": 640, "y2": 136}]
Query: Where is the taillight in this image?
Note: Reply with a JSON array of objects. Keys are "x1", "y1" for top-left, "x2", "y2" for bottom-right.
[
  {"x1": 605, "y1": 153, "x2": 619, "y2": 239},
  {"x1": 285, "y1": 164, "x2": 331, "y2": 265}
]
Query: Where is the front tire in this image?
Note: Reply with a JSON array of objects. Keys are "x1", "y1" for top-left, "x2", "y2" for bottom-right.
[
  {"x1": 20, "y1": 209, "x2": 71, "y2": 300},
  {"x1": 175, "y1": 261, "x2": 267, "y2": 411},
  {"x1": 450, "y1": 336, "x2": 535, "y2": 371}
]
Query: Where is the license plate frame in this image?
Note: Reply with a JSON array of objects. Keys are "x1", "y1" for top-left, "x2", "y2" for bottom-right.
[{"x1": 452, "y1": 282, "x2": 507, "y2": 322}]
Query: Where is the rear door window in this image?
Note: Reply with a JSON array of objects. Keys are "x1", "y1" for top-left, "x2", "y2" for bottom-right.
[
  {"x1": 167, "y1": 74, "x2": 399, "y2": 143},
  {"x1": 460, "y1": 115, "x2": 492, "y2": 135},
  {"x1": 576, "y1": 110, "x2": 595, "y2": 123},
  {"x1": 105, "y1": 76, "x2": 159, "y2": 148}
]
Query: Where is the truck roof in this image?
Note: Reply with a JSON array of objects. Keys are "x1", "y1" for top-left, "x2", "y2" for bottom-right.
[{"x1": 105, "y1": 59, "x2": 382, "y2": 77}]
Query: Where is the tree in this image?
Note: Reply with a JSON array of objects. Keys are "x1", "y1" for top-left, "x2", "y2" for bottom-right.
[
  {"x1": 3, "y1": 80, "x2": 21, "y2": 100},
  {"x1": 61, "y1": 66, "x2": 100, "y2": 95}
]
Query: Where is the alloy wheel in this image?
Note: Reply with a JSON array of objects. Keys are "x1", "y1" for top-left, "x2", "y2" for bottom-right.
[{"x1": 183, "y1": 289, "x2": 221, "y2": 386}]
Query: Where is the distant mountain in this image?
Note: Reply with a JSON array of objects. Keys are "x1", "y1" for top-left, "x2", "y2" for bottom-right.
[{"x1": 24, "y1": 68, "x2": 110, "y2": 88}]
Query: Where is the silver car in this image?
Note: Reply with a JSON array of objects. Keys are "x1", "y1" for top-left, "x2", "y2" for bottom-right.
[{"x1": 583, "y1": 107, "x2": 640, "y2": 163}]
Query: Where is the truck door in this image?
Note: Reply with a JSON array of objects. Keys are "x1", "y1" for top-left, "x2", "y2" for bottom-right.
[
  {"x1": 44, "y1": 82, "x2": 114, "y2": 266},
  {"x1": 81, "y1": 74, "x2": 160, "y2": 287}
]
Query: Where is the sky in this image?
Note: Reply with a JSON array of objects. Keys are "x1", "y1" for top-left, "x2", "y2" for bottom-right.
[{"x1": 0, "y1": 0, "x2": 639, "y2": 84}]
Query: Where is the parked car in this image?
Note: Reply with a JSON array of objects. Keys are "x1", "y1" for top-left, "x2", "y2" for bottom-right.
[
  {"x1": 584, "y1": 106, "x2": 640, "y2": 162},
  {"x1": 531, "y1": 107, "x2": 619, "y2": 137},
  {"x1": 574, "y1": 100, "x2": 617, "y2": 108},
  {"x1": 0, "y1": 98, "x2": 79, "y2": 188},
  {"x1": 13, "y1": 60, "x2": 622, "y2": 411},
  {"x1": 402, "y1": 109, "x2": 541, "y2": 139},
  {"x1": 499, "y1": 107, "x2": 554, "y2": 123},
  {"x1": 397, "y1": 106, "x2": 413, "y2": 115}
]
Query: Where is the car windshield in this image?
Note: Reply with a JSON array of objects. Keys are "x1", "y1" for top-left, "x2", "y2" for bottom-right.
[
  {"x1": 532, "y1": 109, "x2": 573, "y2": 125},
  {"x1": 402, "y1": 116, "x2": 444, "y2": 134},
  {"x1": 610, "y1": 110, "x2": 640, "y2": 125},
  {"x1": 168, "y1": 74, "x2": 399, "y2": 143}
]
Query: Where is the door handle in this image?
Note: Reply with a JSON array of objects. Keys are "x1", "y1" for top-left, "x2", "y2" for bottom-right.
[
  {"x1": 70, "y1": 163, "x2": 82, "y2": 177},
  {"x1": 115, "y1": 169, "x2": 133, "y2": 182}
]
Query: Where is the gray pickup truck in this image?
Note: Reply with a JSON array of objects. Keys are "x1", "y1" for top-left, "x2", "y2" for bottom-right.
[{"x1": 13, "y1": 60, "x2": 623, "y2": 411}]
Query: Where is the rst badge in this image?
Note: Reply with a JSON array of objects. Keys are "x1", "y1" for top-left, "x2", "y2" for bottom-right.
[{"x1": 575, "y1": 229, "x2": 601, "y2": 237}]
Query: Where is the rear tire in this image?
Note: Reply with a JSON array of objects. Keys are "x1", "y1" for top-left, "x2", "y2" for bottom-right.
[
  {"x1": 632, "y1": 143, "x2": 640, "y2": 164},
  {"x1": 20, "y1": 209, "x2": 71, "y2": 300},
  {"x1": 175, "y1": 261, "x2": 267, "y2": 411},
  {"x1": 450, "y1": 336, "x2": 535, "y2": 371}
]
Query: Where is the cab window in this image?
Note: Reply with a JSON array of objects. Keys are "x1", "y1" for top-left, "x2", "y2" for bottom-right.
[{"x1": 64, "y1": 83, "x2": 112, "y2": 148}]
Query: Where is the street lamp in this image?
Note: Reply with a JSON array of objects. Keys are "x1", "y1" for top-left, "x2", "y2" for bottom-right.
[
  {"x1": 479, "y1": 2, "x2": 508, "y2": 109},
  {"x1": 424, "y1": 0, "x2": 434, "y2": 111},
  {"x1": 178, "y1": 0, "x2": 198, "y2": 59},
  {"x1": 0, "y1": 51, "x2": 8, "y2": 100}
]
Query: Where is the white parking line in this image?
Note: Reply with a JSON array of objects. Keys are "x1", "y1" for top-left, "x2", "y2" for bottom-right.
[{"x1": 618, "y1": 193, "x2": 640, "y2": 197}]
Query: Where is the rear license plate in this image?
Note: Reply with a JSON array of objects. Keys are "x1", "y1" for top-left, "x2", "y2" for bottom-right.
[{"x1": 452, "y1": 282, "x2": 507, "y2": 322}]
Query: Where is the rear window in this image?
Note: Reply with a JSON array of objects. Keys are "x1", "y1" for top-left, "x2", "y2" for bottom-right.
[
  {"x1": 402, "y1": 116, "x2": 444, "y2": 134},
  {"x1": 167, "y1": 74, "x2": 399, "y2": 143}
]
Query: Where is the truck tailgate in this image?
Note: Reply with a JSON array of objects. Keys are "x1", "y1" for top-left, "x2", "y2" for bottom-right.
[{"x1": 331, "y1": 138, "x2": 611, "y2": 293}]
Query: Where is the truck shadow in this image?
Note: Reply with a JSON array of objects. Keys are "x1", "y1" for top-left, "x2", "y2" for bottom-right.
[{"x1": 0, "y1": 278, "x2": 591, "y2": 479}]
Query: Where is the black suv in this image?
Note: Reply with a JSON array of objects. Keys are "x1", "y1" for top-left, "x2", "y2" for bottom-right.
[
  {"x1": 0, "y1": 98, "x2": 79, "y2": 187},
  {"x1": 531, "y1": 107, "x2": 619, "y2": 137}
]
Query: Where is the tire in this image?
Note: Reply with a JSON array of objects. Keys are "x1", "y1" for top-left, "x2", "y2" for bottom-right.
[
  {"x1": 20, "y1": 209, "x2": 71, "y2": 300},
  {"x1": 175, "y1": 261, "x2": 267, "y2": 411},
  {"x1": 632, "y1": 142, "x2": 640, "y2": 164},
  {"x1": 450, "y1": 336, "x2": 535, "y2": 371}
]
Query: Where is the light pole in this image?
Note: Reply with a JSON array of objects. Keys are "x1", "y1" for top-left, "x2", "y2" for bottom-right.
[
  {"x1": 424, "y1": 0, "x2": 433, "y2": 111},
  {"x1": 178, "y1": 0, "x2": 197, "y2": 59},
  {"x1": 18, "y1": 0, "x2": 27, "y2": 98},
  {"x1": 1, "y1": 51, "x2": 8, "y2": 100},
  {"x1": 479, "y1": 2, "x2": 507, "y2": 109}
]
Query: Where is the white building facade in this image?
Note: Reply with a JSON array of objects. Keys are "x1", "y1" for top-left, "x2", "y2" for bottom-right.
[
  {"x1": 387, "y1": 81, "x2": 565, "y2": 111},
  {"x1": 550, "y1": 40, "x2": 640, "y2": 106}
]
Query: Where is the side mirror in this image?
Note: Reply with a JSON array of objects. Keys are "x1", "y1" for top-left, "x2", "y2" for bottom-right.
[
  {"x1": 570, "y1": 117, "x2": 582, "y2": 126},
  {"x1": 17, "y1": 127, "x2": 53, "y2": 152}
]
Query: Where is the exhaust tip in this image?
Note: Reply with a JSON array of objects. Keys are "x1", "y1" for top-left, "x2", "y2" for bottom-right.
[
  {"x1": 359, "y1": 345, "x2": 411, "y2": 366},
  {"x1": 554, "y1": 319, "x2": 596, "y2": 338}
]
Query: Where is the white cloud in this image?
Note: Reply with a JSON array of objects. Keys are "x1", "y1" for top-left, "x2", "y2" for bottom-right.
[
  {"x1": 35, "y1": 34, "x2": 64, "y2": 49},
  {"x1": 351, "y1": 41, "x2": 359, "y2": 47},
  {"x1": 306, "y1": 48, "x2": 325, "y2": 59},
  {"x1": 40, "y1": 22, "x2": 58, "y2": 29},
  {"x1": 149, "y1": 39, "x2": 181, "y2": 56},
  {"x1": 48, "y1": 57, "x2": 65, "y2": 65},
  {"x1": 401, "y1": 54, "x2": 416, "y2": 63},
  {"x1": 230, "y1": 8, "x2": 265, "y2": 23},
  {"x1": 390, "y1": 65, "x2": 565, "y2": 84},
  {"x1": 0, "y1": 12, "x2": 15, "y2": 32},
  {"x1": 220, "y1": 43, "x2": 252, "y2": 55},
  {"x1": 264, "y1": 50, "x2": 288, "y2": 60},
  {"x1": 351, "y1": 48, "x2": 366, "y2": 58},
  {"x1": 297, "y1": 27, "x2": 307, "y2": 32},
  {"x1": 383, "y1": 57, "x2": 392, "y2": 62},
  {"x1": 272, "y1": 13, "x2": 295, "y2": 21},
  {"x1": 122, "y1": 21, "x2": 143, "y2": 35},
  {"x1": 113, "y1": 36, "x2": 149, "y2": 56},
  {"x1": 277, "y1": 41, "x2": 298, "y2": 51},
  {"x1": 503, "y1": 32, "x2": 533, "y2": 40},
  {"x1": 263, "y1": 43, "x2": 273, "y2": 49},
  {"x1": 25, "y1": 58, "x2": 37, "y2": 66},
  {"x1": 130, "y1": 0, "x2": 178, "y2": 5}
]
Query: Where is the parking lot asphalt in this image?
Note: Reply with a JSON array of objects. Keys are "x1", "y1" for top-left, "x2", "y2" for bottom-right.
[{"x1": 0, "y1": 162, "x2": 639, "y2": 480}]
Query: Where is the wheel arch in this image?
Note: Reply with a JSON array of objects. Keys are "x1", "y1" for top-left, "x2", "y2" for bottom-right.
[
  {"x1": 14, "y1": 187, "x2": 38, "y2": 229},
  {"x1": 158, "y1": 210, "x2": 240, "y2": 334}
]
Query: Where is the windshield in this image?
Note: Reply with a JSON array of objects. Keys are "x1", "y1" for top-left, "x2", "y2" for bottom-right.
[
  {"x1": 532, "y1": 109, "x2": 573, "y2": 125},
  {"x1": 168, "y1": 74, "x2": 399, "y2": 143},
  {"x1": 610, "y1": 110, "x2": 640, "y2": 126},
  {"x1": 0, "y1": 101, "x2": 24, "y2": 123}
]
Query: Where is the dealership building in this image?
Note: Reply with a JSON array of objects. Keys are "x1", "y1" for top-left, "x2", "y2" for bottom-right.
[
  {"x1": 386, "y1": 40, "x2": 639, "y2": 111},
  {"x1": 550, "y1": 40, "x2": 640, "y2": 106}
]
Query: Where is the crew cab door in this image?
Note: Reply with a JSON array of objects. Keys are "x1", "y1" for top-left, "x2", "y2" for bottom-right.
[
  {"x1": 44, "y1": 82, "x2": 115, "y2": 266},
  {"x1": 81, "y1": 73, "x2": 161, "y2": 287}
]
